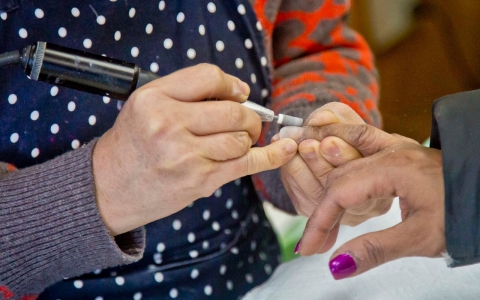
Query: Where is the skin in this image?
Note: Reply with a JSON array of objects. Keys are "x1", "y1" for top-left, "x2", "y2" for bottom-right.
[
  {"x1": 282, "y1": 115, "x2": 446, "y2": 279},
  {"x1": 277, "y1": 103, "x2": 393, "y2": 252},
  {"x1": 92, "y1": 64, "x2": 298, "y2": 236}
]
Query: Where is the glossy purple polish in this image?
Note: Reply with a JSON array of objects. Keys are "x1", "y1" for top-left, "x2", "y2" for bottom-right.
[
  {"x1": 294, "y1": 240, "x2": 301, "y2": 254},
  {"x1": 329, "y1": 253, "x2": 357, "y2": 280}
]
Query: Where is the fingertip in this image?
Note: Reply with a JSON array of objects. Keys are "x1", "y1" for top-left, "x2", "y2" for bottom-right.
[
  {"x1": 283, "y1": 138, "x2": 298, "y2": 155},
  {"x1": 307, "y1": 110, "x2": 339, "y2": 126},
  {"x1": 238, "y1": 80, "x2": 250, "y2": 99},
  {"x1": 271, "y1": 133, "x2": 280, "y2": 143},
  {"x1": 329, "y1": 252, "x2": 358, "y2": 280},
  {"x1": 279, "y1": 126, "x2": 304, "y2": 141}
]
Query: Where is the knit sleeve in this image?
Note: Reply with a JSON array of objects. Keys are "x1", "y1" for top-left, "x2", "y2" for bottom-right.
[
  {"x1": 0, "y1": 140, "x2": 145, "y2": 299},
  {"x1": 251, "y1": 0, "x2": 381, "y2": 213}
]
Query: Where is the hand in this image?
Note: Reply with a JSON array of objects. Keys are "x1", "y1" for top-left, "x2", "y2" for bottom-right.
[
  {"x1": 294, "y1": 123, "x2": 445, "y2": 280},
  {"x1": 278, "y1": 103, "x2": 393, "y2": 230},
  {"x1": 92, "y1": 64, "x2": 298, "y2": 236}
]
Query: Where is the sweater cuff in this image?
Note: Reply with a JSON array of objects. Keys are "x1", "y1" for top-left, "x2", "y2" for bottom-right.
[{"x1": 0, "y1": 139, "x2": 145, "y2": 296}]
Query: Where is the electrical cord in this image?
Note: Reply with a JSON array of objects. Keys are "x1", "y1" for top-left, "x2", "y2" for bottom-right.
[{"x1": 0, "y1": 50, "x2": 20, "y2": 68}]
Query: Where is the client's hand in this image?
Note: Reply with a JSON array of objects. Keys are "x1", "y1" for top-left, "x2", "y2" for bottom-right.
[
  {"x1": 93, "y1": 64, "x2": 298, "y2": 236},
  {"x1": 295, "y1": 123, "x2": 445, "y2": 280}
]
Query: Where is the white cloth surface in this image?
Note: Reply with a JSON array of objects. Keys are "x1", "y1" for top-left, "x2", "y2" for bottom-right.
[{"x1": 244, "y1": 198, "x2": 480, "y2": 300}]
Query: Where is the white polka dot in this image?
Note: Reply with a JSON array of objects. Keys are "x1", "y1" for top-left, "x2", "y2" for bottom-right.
[
  {"x1": 117, "y1": 101, "x2": 123, "y2": 110},
  {"x1": 164, "y1": 38, "x2": 173, "y2": 49},
  {"x1": 35, "y1": 8, "x2": 44, "y2": 19},
  {"x1": 1, "y1": 13, "x2": 7, "y2": 20},
  {"x1": 157, "y1": 242, "x2": 165, "y2": 252},
  {"x1": 198, "y1": 25, "x2": 205, "y2": 35},
  {"x1": 261, "y1": 89, "x2": 268, "y2": 98},
  {"x1": 131, "y1": 47, "x2": 139, "y2": 57},
  {"x1": 231, "y1": 210, "x2": 239, "y2": 219},
  {"x1": 95, "y1": 297, "x2": 103, "y2": 300},
  {"x1": 93, "y1": 269, "x2": 102, "y2": 274},
  {"x1": 252, "y1": 213, "x2": 259, "y2": 223},
  {"x1": 207, "y1": 2, "x2": 216, "y2": 13},
  {"x1": 146, "y1": 23, "x2": 153, "y2": 34},
  {"x1": 216, "y1": 41, "x2": 224, "y2": 52},
  {"x1": 246, "y1": 274, "x2": 254, "y2": 283},
  {"x1": 248, "y1": 256, "x2": 254, "y2": 264},
  {"x1": 226, "y1": 21, "x2": 236, "y2": 33},
  {"x1": 153, "y1": 252, "x2": 162, "y2": 264},
  {"x1": 212, "y1": 221, "x2": 220, "y2": 231},
  {"x1": 251, "y1": 73, "x2": 257, "y2": 84},
  {"x1": 88, "y1": 115, "x2": 97, "y2": 125},
  {"x1": 264, "y1": 264, "x2": 272, "y2": 274},
  {"x1": 19, "y1": 28, "x2": 28, "y2": 39},
  {"x1": 259, "y1": 252, "x2": 267, "y2": 260},
  {"x1": 10, "y1": 133, "x2": 19, "y2": 143},
  {"x1": 176, "y1": 12, "x2": 185, "y2": 23},
  {"x1": 231, "y1": 247, "x2": 239, "y2": 255},
  {"x1": 256, "y1": 21, "x2": 263, "y2": 31},
  {"x1": 187, "y1": 48, "x2": 196, "y2": 59},
  {"x1": 154, "y1": 272, "x2": 164, "y2": 283},
  {"x1": 234, "y1": 178, "x2": 241, "y2": 185},
  {"x1": 219, "y1": 265, "x2": 227, "y2": 275},
  {"x1": 72, "y1": 139, "x2": 80, "y2": 149},
  {"x1": 150, "y1": 62, "x2": 159, "y2": 73},
  {"x1": 50, "y1": 86, "x2": 59, "y2": 96},
  {"x1": 8, "y1": 94, "x2": 17, "y2": 104},
  {"x1": 133, "y1": 292, "x2": 142, "y2": 300},
  {"x1": 30, "y1": 110, "x2": 39, "y2": 121},
  {"x1": 31, "y1": 148, "x2": 40, "y2": 158},
  {"x1": 159, "y1": 1, "x2": 165, "y2": 11},
  {"x1": 251, "y1": 241, "x2": 257, "y2": 251},
  {"x1": 73, "y1": 280, "x2": 83, "y2": 289},
  {"x1": 261, "y1": 56, "x2": 267, "y2": 66},
  {"x1": 187, "y1": 232, "x2": 195, "y2": 243},
  {"x1": 190, "y1": 268, "x2": 199, "y2": 279},
  {"x1": 226, "y1": 280, "x2": 233, "y2": 290},
  {"x1": 235, "y1": 58, "x2": 244, "y2": 69},
  {"x1": 237, "y1": 4, "x2": 246, "y2": 15},
  {"x1": 226, "y1": 198, "x2": 233, "y2": 209},
  {"x1": 114, "y1": 31, "x2": 121, "y2": 41},
  {"x1": 224, "y1": 229, "x2": 232, "y2": 235},
  {"x1": 58, "y1": 27, "x2": 67, "y2": 38},
  {"x1": 203, "y1": 210, "x2": 210, "y2": 221},
  {"x1": 51, "y1": 124, "x2": 59, "y2": 134},
  {"x1": 97, "y1": 15, "x2": 106, "y2": 25},
  {"x1": 202, "y1": 241, "x2": 209, "y2": 249},
  {"x1": 245, "y1": 39, "x2": 253, "y2": 49},
  {"x1": 68, "y1": 101, "x2": 76, "y2": 111},
  {"x1": 103, "y1": 96, "x2": 111, "y2": 104},
  {"x1": 169, "y1": 288, "x2": 178, "y2": 298},
  {"x1": 204, "y1": 285, "x2": 213, "y2": 296},
  {"x1": 115, "y1": 276, "x2": 125, "y2": 286},
  {"x1": 71, "y1": 7, "x2": 80, "y2": 17},
  {"x1": 172, "y1": 219, "x2": 182, "y2": 230},
  {"x1": 189, "y1": 250, "x2": 199, "y2": 258},
  {"x1": 83, "y1": 39, "x2": 92, "y2": 49},
  {"x1": 129, "y1": 8, "x2": 136, "y2": 18},
  {"x1": 214, "y1": 188, "x2": 222, "y2": 197}
]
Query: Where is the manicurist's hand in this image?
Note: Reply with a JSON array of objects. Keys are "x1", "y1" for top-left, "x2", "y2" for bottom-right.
[
  {"x1": 93, "y1": 64, "x2": 298, "y2": 236},
  {"x1": 293, "y1": 123, "x2": 445, "y2": 280},
  {"x1": 278, "y1": 103, "x2": 393, "y2": 245}
]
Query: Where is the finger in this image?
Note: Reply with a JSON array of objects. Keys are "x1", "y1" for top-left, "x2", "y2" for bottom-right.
[
  {"x1": 318, "y1": 136, "x2": 363, "y2": 167},
  {"x1": 222, "y1": 138, "x2": 298, "y2": 180},
  {"x1": 196, "y1": 131, "x2": 252, "y2": 161},
  {"x1": 181, "y1": 101, "x2": 261, "y2": 142},
  {"x1": 141, "y1": 63, "x2": 250, "y2": 102},
  {"x1": 280, "y1": 168, "x2": 317, "y2": 217},
  {"x1": 305, "y1": 102, "x2": 365, "y2": 126},
  {"x1": 328, "y1": 212, "x2": 445, "y2": 280},
  {"x1": 298, "y1": 139, "x2": 334, "y2": 181},
  {"x1": 319, "y1": 222, "x2": 341, "y2": 254}
]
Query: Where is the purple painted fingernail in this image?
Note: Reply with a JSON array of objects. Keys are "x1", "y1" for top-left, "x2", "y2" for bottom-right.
[
  {"x1": 329, "y1": 253, "x2": 357, "y2": 280},
  {"x1": 294, "y1": 240, "x2": 301, "y2": 254}
]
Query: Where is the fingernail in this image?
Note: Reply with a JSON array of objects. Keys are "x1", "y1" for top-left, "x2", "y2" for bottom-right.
[
  {"x1": 321, "y1": 140, "x2": 340, "y2": 158},
  {"x1": 285, "y1": 141, "x2": 297, "y2": 154},
  {"x1": 239, "y1": 80, "x2": 250, "y2": 97},
  {"x1": 279, "y1": 126, "x2": 304, "y2": 140},
  {"x1": 329, "y1": 253, "x2": 357, "y2": 280},
  {"x1": 294, "y1": 240, "x2": 301, "y2": 254},
  {"x1": 307, "y1": 111, "x2": 338, "y2": 126},
  {"x1": 271, "y1": 134, "x2": 280, "y2": 143}
]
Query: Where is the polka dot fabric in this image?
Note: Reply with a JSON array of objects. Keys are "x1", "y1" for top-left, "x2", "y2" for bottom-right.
[{"x1": 1, "y1": 0, "x2": 277, "y2": 299}]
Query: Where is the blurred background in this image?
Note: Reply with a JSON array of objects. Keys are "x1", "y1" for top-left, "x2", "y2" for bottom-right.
[
  {"x1": 350, "y1": 0, "x2": 480, "y2": 142},
  {"x1": 270, "y1": 0, "x2": 480, "y2": 262}
]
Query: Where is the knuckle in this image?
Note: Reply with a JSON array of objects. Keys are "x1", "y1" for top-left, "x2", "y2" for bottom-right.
[
  {"x1": 361, "y1": 237, "x2": 387, "y2": 266},
  {"x1": 228, "y1": 102, "x2": 245, "y2": 125}
]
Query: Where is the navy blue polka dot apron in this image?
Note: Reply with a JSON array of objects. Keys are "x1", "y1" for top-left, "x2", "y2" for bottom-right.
[{"x1": 0, "y1": 1, "x2": 280, "y2": 299}]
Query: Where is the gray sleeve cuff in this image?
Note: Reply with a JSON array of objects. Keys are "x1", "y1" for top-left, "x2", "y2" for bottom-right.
[{"x1": 0, "y1": 139, "x2": 145, "y2": 296}]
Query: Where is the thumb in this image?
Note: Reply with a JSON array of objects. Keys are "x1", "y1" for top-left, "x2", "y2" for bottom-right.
[
  {"x1": 328, "y1": 213, "x2": 435, "y2": 280},
  {"x1": 222, "y1": 138, "x2": 298, "y2": 179}
]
